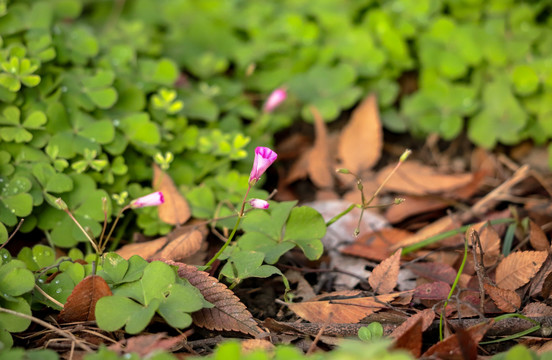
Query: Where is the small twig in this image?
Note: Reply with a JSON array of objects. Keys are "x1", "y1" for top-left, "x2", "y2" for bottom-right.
[
  {"x1": 0, "y1": 307, "x2": 93, "y2": 352},
  {"x1": 34, "y1": 284, "x2": 64, "y2": 309},
  {"x1": 307, "y1": 315, "x2": 331, "y2": 355},
  {"x1": 0, "y1": 218, "x2": 25, "y2": 251}
]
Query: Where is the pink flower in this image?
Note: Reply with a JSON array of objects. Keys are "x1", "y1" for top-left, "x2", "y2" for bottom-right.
[
  {"x1": 249, "y1": 146, "x2": 277, "y2": 185},
  {"x1": 130, "y1": 191, "x2": 164, "y2": 208},
  {"x1": 263, "y1": 88, "x2": 287, "y2": 113},
  {"x1": 249, "y1": 199, "x2": 269, "y2": 209}
]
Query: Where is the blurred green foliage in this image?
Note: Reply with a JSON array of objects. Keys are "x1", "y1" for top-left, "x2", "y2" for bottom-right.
[{"x1": 1, "y1": 0, "x2": 552, "y2": 245}]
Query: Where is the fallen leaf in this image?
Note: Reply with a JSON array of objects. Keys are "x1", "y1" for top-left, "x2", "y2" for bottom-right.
[
  {"x1": 484, "y1": 283, "x2": 521, "y2": 313},
  {"x1": 392, "y1": 317, "x2": 423, "y2": 357},
  {"x1": 369, "y1": 249, "x2": 402, "y2": 294},
  {"x1": 287, "y1": 292, "x2": 399, "y2": 324},
  {"x1": 495, "y1": 251, "x2": 547, "y2": 290},
  {"x1": 413, "y1": 281, "x2": 451, "y2": 301},
  {"x1": 377, "y1": 161, "x2": 473, "y2": 196},
  {"x1": 529, "y1": 255, "x2": 552, "y2": 297},
  {"x1": 341, "y1": 228, "x2": 412, "y2": 262},
  {"x1": 58, "y1": 275, "x2": 112, "y2": 323},
  {"x1": 422, "y1": 320, "x2": 494, "y2": 359},
  {"x1": 530, "y1": 220, "x2": 549, "y2": 251},
  {"x1": 109, "y1": 333, "x2": 184, "y2": 357},
  {"x1": 541, "y1": 271, "x2": 552, "y2": 299},
  {"x1": 392, "y1": 216, "x2": 462, "y2": 251},
  {"x1": 241, "y1": 339, "x2": 275, "y2": 353},
  {"x1": 117, "y1": 228, "x2": 204, "y2": 262},
  {"x1": 165, "y1": 260, "x2": 265, "y2": 337},
  {"x1": 407, "y1": 262, "x2": 457, "y2": 285},
  {"x1": 153, "y1": 163, "x2": 191, "y2": 225},
  {"x1": 385, "y1": 195, "x2": 450, "y2": 224},
  {"x1": 307, "y1": 106, "x2": 334, "y2": 188},
  {"x1": 337, "y1": 94, "x2": 382, "y2": 174},
  {"x1": 390, "y1": 309, "x2": 435, "y2": 340},
  {"x1": 286, "y1": 270, "x2": 316, "y2": 301},
  {"x1": 522, "y1": 302, "x2": 552, "y2": 317},
  {"x1": 473, "y1": 223, "x2": 501, "y2": 267}
]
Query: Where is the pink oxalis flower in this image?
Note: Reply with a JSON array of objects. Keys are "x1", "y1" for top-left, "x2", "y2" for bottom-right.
[
  {"x1": 249, "y1": 199, "x2": 269, "y2": 209},
  {"x1": 130, "y1": 191, "x2": 165, "y2": 208},
  {"x1": 249, "y1": 146, "x2": 277, "y2": 185},
  {"x1": 263, "y1": 88, "x2": 287, "y2": 113}
]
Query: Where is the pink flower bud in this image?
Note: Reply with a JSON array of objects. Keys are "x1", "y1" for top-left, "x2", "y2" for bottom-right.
[
  {"x1": 249, "y1": 146, "x2": 277, "y2": 185},
  {"x1": 249, "y1": 199, "x2": 269, "y2": 209},
  {"x1": 263, "y1": 88, "x2": 287, "y2": 113},
  {"x1": 130, "y1": 191, "x2": 164, "y2": 208}
]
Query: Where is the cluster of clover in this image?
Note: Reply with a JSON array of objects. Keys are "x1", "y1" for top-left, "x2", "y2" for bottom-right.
[{"x1": 56, "y1": 88, "x2": 288, "y2": 266}]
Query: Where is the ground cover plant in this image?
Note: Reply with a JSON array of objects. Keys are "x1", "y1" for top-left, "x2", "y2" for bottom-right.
[{"x1": 2, "y1": 0, "x2": 552, "y2": 359}]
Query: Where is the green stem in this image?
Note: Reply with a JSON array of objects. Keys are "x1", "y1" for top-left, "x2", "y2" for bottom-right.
[
  {"x1": 100, "y1": 206, "x2": 129, "y2": 253},
  {"x1": 204, "y1": 185, "x2": 252, "y2": 269},
  {"x1": 326, "y1": 204, "x2": 359, "y2": 227},
  {"x1": 62, "y1": 209, "x2": 100, "y2": 254},
  {"x1": 439, "y1": 233, "x2": 469, "y2": 341}
]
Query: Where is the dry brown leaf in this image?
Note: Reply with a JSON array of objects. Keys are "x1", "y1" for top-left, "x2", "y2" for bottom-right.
[
  {"x1": 307, "y1": 106, "x2": 334, "y2": 188},
  {"x1": 337, "y1": 94, "x2": 382, "y2": 174},
  {"x1": 422, "y1": 320, "x2": 494, "y2": 359},
  {"x1": 369, "y1": 248, "x2": 402, "y2": 294},
  {"x1": 385, "y1": 195, "x2": 450, "y2": 224},
  {"x1": 341, "y1": 228, "x2": 412, "y2": 262},
  {"x1": 241, "y1": 339, "x2": 275, "y2": 353},
  {"x1": 407, "y1": 262, "x2": 457, "y2": 285},
  {"x1": 530, "y1": 220, "x2": 549, "y2": 251},
  {"x1": 286, "y1": 270, "x2": 316, "y2": 301},
  {"x1": 484, "y1": 283, "x2": 521, "y2": 313},
  {"x1": 377, "y1": 160, "x2": 473, "y2": 196},
  {"x1": 522, "y1": 302, "x2": 552, "y2": 317},
  {"x1": 58, "y1": 275, "x2": 112, "y2": 323},
  {"x1": 287, "y1": 293, "x2": 399, "y2": 324},
  {"x1": 117, "y1": 228, "x2": 204, "y2": 262},
  {"x1": 165, "y1": 260, "x2": 265, "y2": 337},
  {"x1": 109, "y1": 333, "x2": 184, "y2": 357},
  {"x1": 392, "y1": 317, "x2": 423, "y2": 358},
  {"x1": 153, "y1": 163, "x2": 191, "y2": 225},
  {"x1": 475, "y1": 224, "x2": 501, "y2": 267},
  {"x1": 392, "y1": 216, "x2": 461, "y2": 251},
  {"x1": 495, "y1": 251, "x2": 547, "y2": 291},
  {"x1": 413, "y1": 281, "x2": 451, "y2": 301},
  {"x1": 390, "y1": 309, "x2": 435, "y2": 340}
]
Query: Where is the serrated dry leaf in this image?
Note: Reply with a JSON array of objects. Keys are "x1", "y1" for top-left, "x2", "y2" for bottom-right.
[
  {"x1": 422, "y1": 320, "x2": 494, "y2": 359},
  {"x1": 377, "y1": 161, "x2": 473, "y2": 196},
  {"x1": 307, "y1": 106, "x2": 334, "y2": 188},
  {"x1": 58, "y1": 275, "x2": 112, "y2": 323},
  {"x1": 530, "y1": 220, "x2": 549, "y2": 251},
  {"x1": 484, "y1": 283, "x2": 521, "y2": 313},
  {"x1": 337, "y1": 94, "x2": 382, "y2": 174},
  {"x1": 369, "y1": 249, "x2": 402, "y2": 294},
  {"x1": 390, "y1": 309, "x2": 435, "y2": 340},
  {"x1": 495, "y1": 251, "x2": 547, "y2": 291},
  {"x1": 117, "y1": 228, "x2": 204, "y2": 262},
  {"x1": 287, "y1": 292, "x2": 399, "y2": 324},
  {"x1": 165, "y1": 260, "x2": 264, "y2": 337},
  {"x1": 153, "y1": 163, "x2": 191, "y2": 225}
]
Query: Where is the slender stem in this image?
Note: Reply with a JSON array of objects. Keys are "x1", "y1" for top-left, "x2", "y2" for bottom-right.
[
  {"x1": 62, "y1": 209, "x2": 100, "y2": 254},
  {"x1": 100, "y1": 206, "x2": 129, "y2": 253},
  {"x1": 204, "y1": 185, "x2": 252, "y2": 269},
  {"x1": 326, "y1": 204, "x2": 359, "y2": 227}
]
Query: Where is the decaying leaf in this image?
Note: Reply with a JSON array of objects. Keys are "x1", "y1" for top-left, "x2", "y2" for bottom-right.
[
  {"x1": 422, "y1": 320, "x2": 494, "y2": 359},
  {"x1": 495, "y1": 251, "x2": 547, "y2": 291},
  {"x1": 392, "y1": 317, "x2": 423, "y2": 358},
  {"x1": 369, "y1": 249, "x2": 402, "y2": 294},
  {"x1": 413, "y1": 281, "x2": 451, "y2": 301},
  {"x1": 287, "y1": 292, "x2": 400, "y2": 324},
  {"x1": 58, "y1": 275, "x2": 112, "y2": 323},
  {"x1": 165, "y1": 260, "x2": 265, "y2": 337},
  {"x1": 484, "y1": 283, "x2": 521, "y2": 313},
  {"x1": 522, "y1": 302, "x2": 552, "y2": 317},
  {"x1": 117, "y1": 227, "x2": 205, "y2": 263},
  {"x1": 530, "y1": 220, "x2": 549, "y2": 251},
  {"x1": 307, "y1": 106, "x2": 334, "y2": 188},
  {"x1": 377, "y1": 161, "x2": 473, "y2": 196},
  {"x1": 109, "y1": 333, "x2": 185, "y2": 357},
  {"x1": 341, "y1": 228, "x2": 412, "y2": 262},
  {"x1": 390, "y1": 309, "x2": 435, "y2": 340},
  {"x1": 337, "y1": 94, "x2": 382, "y2": 174},
  {"x1": 153, "y1": 163, "x2": 191, "y2": 225},
  {"x1": 407, "y1": 262, "x2": 457, "y2": 285}
]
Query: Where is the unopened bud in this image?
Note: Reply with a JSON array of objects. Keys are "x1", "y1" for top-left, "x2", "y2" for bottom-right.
[
  {"x1": 55, "y1": 198, "x2": 68, "y2": 211},
  {"x1": 336, "y1": 168, "x2": 351, "y2": 174},
  {"x1": 400, "y1": 149, "x2": 412, "y2": 163},
  {"x1": 394, "y1": 198, "x2": 405, "y2": 205}
]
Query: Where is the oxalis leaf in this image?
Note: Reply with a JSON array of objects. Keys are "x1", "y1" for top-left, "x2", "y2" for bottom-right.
[{"x1": 164, "y1": 260, "x2": 266, "y2": 338}]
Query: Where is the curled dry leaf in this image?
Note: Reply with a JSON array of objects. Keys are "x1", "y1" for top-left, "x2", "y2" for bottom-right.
[
  {"x1": 117, "y1": 228, "x2": 205, "y2": 263},
  {"x1": 422, "y1": 320, "x2": 494, "y2": 359},
  {"x1": 58, "y1": 275, "x2": 112, "y2": 323},
  {"x1": 307, "y1": 106, "x2": 334, "y2": 188},
  {"x1": 164, "y1": 260, "x2": 265, "y2": 338},
  {"x1": 337, "y1": 94, "x2": 382, "y2": 175},
  {"x1": 287, "y1": 292, "x2": 400, "y2": 324},
  {"x1": 530, "y1": 220, "x2": 549, "y2": 251},
  {"x1": 153, "y1": 163, "x2": 191, "y2": 225},
  {"x1": 483, "y1": 283, "x2": 521, "y2": 313},
  {"x1": 473, "y1": 223, "x2": 501, "y2": 267},
  {"x1": 377, "y1": 160, "x2": 473, "y2": 196},
  {"x1": 369, "y1": 248, "x2": 402, "y2": 294},
  {"x1": 392, "y1": 318, "x2": 423, "y2": 358},
  {"x1": 495, "y1": 251, "x2": 547, "y2": 291}
]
